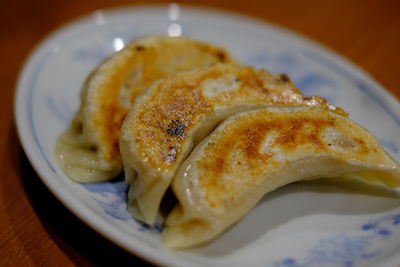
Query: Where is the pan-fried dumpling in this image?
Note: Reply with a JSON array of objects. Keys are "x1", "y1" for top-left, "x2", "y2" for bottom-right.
[
  {"x1": 55, "y1": 35, "x2": 234, "y2": 182},
  {"x1": 119, "y1": 64, "x2": 347, "y2": 224},
  {"x1": 162, "y1": 106, "x2": 400, "y2": 248}
]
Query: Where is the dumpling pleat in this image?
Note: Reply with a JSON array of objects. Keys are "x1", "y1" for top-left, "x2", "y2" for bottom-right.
[{"x1": 162, "y1": 106, "x2": 400, "y2": 248}]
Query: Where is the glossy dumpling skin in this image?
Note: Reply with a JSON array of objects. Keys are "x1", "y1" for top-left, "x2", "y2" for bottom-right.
[
  {"x1": 55, "y1": 35, "x2": 234, "y2": 182},
  {"x1": 120, "y1": 64, "x2": 346, "y2": 224},
  {"x1": 162, "y1": 106, "x2": 400, "y2": 248}
]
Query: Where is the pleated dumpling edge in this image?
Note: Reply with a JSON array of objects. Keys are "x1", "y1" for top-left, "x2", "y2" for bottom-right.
[
  {"x1": 55, "y1": 35, "x2": 235, "y2": 182},
  {"x1": 162, "y1": 106, "x2": 400, "y2": 249},
  {"x1": 119, "y1": 64, "x2": 347, "y2": 225}
]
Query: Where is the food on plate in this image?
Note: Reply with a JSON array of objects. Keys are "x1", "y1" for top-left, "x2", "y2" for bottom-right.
[
  {"x1": 161, "y1": 106, "x2": 400, "y2": 248},
  {"x1": 119, "y1": 63, "x2": 347, "y2": 224},
  {"x1": 55, "y1": 35, "x2": 234, "y2": 182},
  {"x1": 54, "y1": 33, "x2": 400, "y2": 249}
]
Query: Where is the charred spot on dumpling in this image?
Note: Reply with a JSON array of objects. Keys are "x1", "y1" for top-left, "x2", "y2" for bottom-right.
[
  {"x1": 88, "y1": 145, "x2": 98, "y2": 152},
  {"x1": 72, "y1": 121, "x2": 83, "y2": 134},
  {"x1": 166, "y1": 119, "x2": 187, "y2": 138},
  {"x1": 278, "y1": 73, "x2": 290, "y2": 83},
  {"x1": 135, "y1": 45, "x2": 146, "y2": 51},
  {"x1": 215, "y1": 51, "x2": 227, "y2": 63}
]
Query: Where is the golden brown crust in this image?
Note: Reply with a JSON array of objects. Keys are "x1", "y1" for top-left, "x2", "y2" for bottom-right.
[
  {"x1": 60, "y1": 36, "x2": 235, "y2": 181},
  {"x1": 94, "y1": 38, "x2": 232, "y2": 165},
  {"x1": 196, "y1": 114, "x2": 347, "y2": 207},
  {"x1": 131, "y1": 64, "x2": 346, "y2": 172},
  {"x1": 197, "y1": 109, "x2": 383, "y2": 209},
  {"x1": 162, "y1": 107, "x2": 400, "y2": 249}
]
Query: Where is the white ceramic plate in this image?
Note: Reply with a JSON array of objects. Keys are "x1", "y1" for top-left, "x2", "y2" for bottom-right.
[{"x1": 15, "y1": 5, "x2": 400, "y2": 267}]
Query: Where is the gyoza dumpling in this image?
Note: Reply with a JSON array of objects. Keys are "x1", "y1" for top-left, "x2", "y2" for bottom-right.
[
  {"x1": 119, "y1": 64, "x2": 347, "y2": 224},
  {"x1": 55, "y1": 35, "x2": 234, "y2": 182},
  {"x1": 162, "y1": 106, "x2": 400, "y2": 249}
]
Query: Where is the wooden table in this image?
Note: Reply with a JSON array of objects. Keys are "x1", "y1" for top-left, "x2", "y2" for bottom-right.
[{"x1": 1, "y1": 0, "x2": 400, "y2": 265}]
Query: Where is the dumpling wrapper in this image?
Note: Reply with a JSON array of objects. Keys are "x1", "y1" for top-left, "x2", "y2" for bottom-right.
[
  {"x1": 55, "y1": 35, "x2": 234, "y2": 182},
  {"x1": 120, "y1": 64, "x2": 346, "y2": 224},
  {"x1": 162, "y1": 106, "x2": 400, "y2": 249}
]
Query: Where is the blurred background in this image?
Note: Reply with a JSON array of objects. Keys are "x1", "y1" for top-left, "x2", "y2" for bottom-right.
[{"x1": 1, "y1": 0, "x2": 400, "y2": 266}]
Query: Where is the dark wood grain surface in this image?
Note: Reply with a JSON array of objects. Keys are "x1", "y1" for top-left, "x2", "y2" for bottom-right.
[{"x1": 1, "y1": 0, "x2": 400, "y2": 265}]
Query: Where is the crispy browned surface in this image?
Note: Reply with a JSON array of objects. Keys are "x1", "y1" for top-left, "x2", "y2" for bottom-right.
[
  {"x1": 196, "y1": 110, "x2": 372, "y2": 208},
  {"x1": 84, "y1": 37, "x2": 231, "y2": 165},
  {"x1": 90, "y1": 38, "x2": 231, "y2": 165},
  {"x1": 133, "y1": 65, "x2": 344, "y2": 171}
]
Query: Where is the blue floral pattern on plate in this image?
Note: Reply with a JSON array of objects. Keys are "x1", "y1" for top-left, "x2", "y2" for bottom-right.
[{"x1": 273, "y1": 214, "x2": 400, "y2": 267}]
